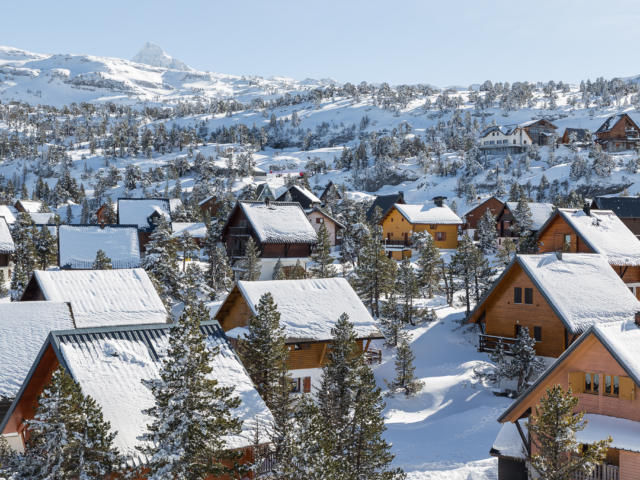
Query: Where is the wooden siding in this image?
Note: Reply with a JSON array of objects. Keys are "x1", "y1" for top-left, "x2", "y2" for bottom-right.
[
  {"x1": 463, "y1": 197, "x2": 504, "y2": 231},
  {"x1": 381, "y1": 206, "x2": 459, "y2": 249},
  {"x1": 621, "y1": 451, "x2": 640, "y2": 479},
  {"x1": 472, "y1": 262, "x2": 567, "y2": 357},
  {"x1": 537, "y1": 214, "x2": 593, "y2": 254}
]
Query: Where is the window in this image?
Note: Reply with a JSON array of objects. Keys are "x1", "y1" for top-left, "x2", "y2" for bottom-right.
[
  {"x1": 513, "y1": 139, "x2": 516, "y2": 144},
  {"x1": 436, "y1": 232, "x2": 446, "y2": 241},
  {"x1": 533, "y1": 326, "x2": 542, "y2": 342},
  {"x1": 303, "y1": 376, "x2": 311, "y2": 393},
  {"x1": 290, "y1": 378, "x2": 301, "y2": 393},
  {"x1": 524, "y1": 288, "x2": 533, "y2": 305},
  {"x1": 604, "y1": 375, "x2": 620, "y2": 397},
  {"x1": 430, "y1": 224, "x2": 437, "y2": 230},
  {"x1": 316, "y1": 218, "x2": 323, "y2": 224},
  {"x1": 585, "y1": 373, "x2": 599, "y2": 394},
  {"x1": 514, "y1": 287, "x2": 522, "y2": 304}
]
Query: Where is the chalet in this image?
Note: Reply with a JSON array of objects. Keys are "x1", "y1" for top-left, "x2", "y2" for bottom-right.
[
  {"x1": 560, "y1": 127, "x2": 591, "y2": 145},
  {"x1": 255, "y1": 182, "x2": 277, "y2": 202},
  {"x1": 520, "y1": 119, "x2": 558, "y2": 146},
  {"x1": 537, "y1": 207, "x2": 640, "y2": 296},
  {"x1": 198, "y1": 194, "x2": 220, "y2": 217},
  {"x1": 595, "y1": 113, "x2": 640, "y2": 152},
  {"x1": 276, "y1": 184, "x2": 322, "y2": 209},
  {"x1": 0, "y1": 321, "x2": 274, "y2": 471},
  {"x1": 171, "y1": 221, "x2": 207, "y2": 247},
  {"x1": 117, "y1": 198, "x2": 171, "y2": 249},
  {"x1": 493, "y1": 320, "x2": 640, "y2": 480},
  {"x1": 496, "y1": 201, "x2": 554, "y2": 238},
  {"x1": 462, "y1": 196, "x2": 505, "y2": 232},
  {"x1": 366, "y1": 191, "x2": 405, "y2": 222},
  {"x1": 380, "y1": 197, "x2": 462, "y2": 259},
  {"x1": 0, "y1": 205, "x2": 17, "y2": 225},
  {"x1": 215, "y1": 278, "x2": 383, "y2": 392},
  {"x1": 468, "y1": 253, "x2": 640, "y2": 358},
  {"x1": 591, "y1": 196, "x2": 640, "y2": 237},
  {"x1": 319, "y1": 180, "x2": 342, "y2": 203},
  {"x1": 58, "y1": 224, "x2": 141, "y2": 269},
  {"x1": 14, "y1": 199, "x2": 42, "y2": 214},
  {"x1": 221, "y1": 200, "x2": 317, "y2": 280},
  {"x1": 0, "y1": 217, "x2": 15, "y2": 279},
  {"x1": 21, "y1": 268, "x2": 168, "y2": 327},
  {"x1": 479, "y1": 125, "x2": 532, "y2": 153},
  {"x1": 306, "y1": 207, "x2": 344, "y2": 246},
  {"x1": 28, "y1": 212, "x2": 55, "y2": 226},
  {"x1": 0, "y1": 302, "x2": 74, "y2": 437}
]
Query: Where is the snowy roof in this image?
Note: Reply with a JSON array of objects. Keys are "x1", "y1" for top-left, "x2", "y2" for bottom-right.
[
  {"x1": 8, "y1": 322, "x2": 272, "y2": 466},
  {"x1": 0, "y1": 205, "x2": 16, "y2": 225},
  {"x1": 287, "y1": 185, "x2": 321, "y2": 203},
  {"x1": 198, "y1": 194, "x2": 216, "y2": 206},
  {"x1": 594, "y1": 196, "x2": 640, "y2": 219},
  {"x1": 479, "y1": 124, "x2": 520, "y2": 137},
  {"x1": 596, "y1": 113, "x2": 639, "y2": 134},
  {"x1": 28, "y1": 269, "x2": 167, "y2": 328},
  {"x1": 0, "y1": 217, "x2": 15, "y2": 254},
  {"x1": 28, "y1": 212, "x2": 54, "y2": 225},
  {"x1": 366, "y1": 192, "x2": 405, "y2": 221},
  {"x1": 491, "y1": 423, "x2": 527, "y2": 459},
  {"x1": 505, "y1": 202, "x2": 555, "y2": 230},
  {"x1": 171, "y1": 222, "x2": 207, "y2": 239},
  {"x1": 238, "y1": 201, "x2": 317, "y2": 244},
  {"x1": 117, "y1": 198, "x2": 170, "y2": 230},
  {"x1": 517, "y1": 254, "x2": 640, "y2": 334},
  {"x1": 16, "y1": 199, "x2": 42, "y2": 213},
  {"x1": 58, "y1": 225, "x2": 141, "y2": 269},
  {"x1": 556, "y1": 208, "x2": 640, "y2": 266},
  {"x1": 168, "y1": 198, "x2": 182, "y2": 212},
  {"x1": 0, "y1": 302, "x2": 73, "y2": 399},
  {"x1": 394, "y1": 202, "x2": 463, "y2": 225},
  {"x1": 223, "y1": 278, "x2": 381, "y2": 342},
  {"x1": 579, "y1": 414, "x2": 640, "y2": 453}
]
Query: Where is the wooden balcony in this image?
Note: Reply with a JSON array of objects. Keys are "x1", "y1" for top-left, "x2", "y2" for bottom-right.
[
  {"x1": 384, "y1": 239, "x2": 411, "y2": 248},
  {"x1": 478, "y1": 334, "x2": 517, "y2": 355},
  {"x1": 571, "y1": 464, "x2": 619, "y2": 480},
  {"x1": 365, "y1": 349, "x2": 382, "y2": 365}
]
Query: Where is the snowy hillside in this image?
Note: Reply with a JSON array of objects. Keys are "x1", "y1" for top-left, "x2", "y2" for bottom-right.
[{"x1": 131, "y1": 42, "x2": 191, "y2": 71}]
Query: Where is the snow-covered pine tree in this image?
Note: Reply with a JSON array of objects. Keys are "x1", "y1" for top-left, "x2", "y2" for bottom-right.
[
  {"x1": 237, "y1": 237, "x2": 261, "y2": 281},
  {"x1": 140, "y1": 300, "x2": 244, "y2": 479},
  {"x1": 238, "y1": 292, "x2": 289, "y2": 410},
  {"x1": 33, "y1": 224, "x2": 56, "y2": 270},
  {"x1": 179, "y1": 262, "x2": 209, "y2": 304},
  {"x1": 386, "y1": 337, "x2": 423, "y2": 397},
  {"x1": 92, "y1": 249, "x2": 113, "y2": 270},
  {"x1": 0, "y1": 271, "x2": 7, "y2": 298},
  {"x1": 395, "y1": 257, "x2": 418, "y2": 325},
  {"x1": 141, "y1": 216, "x2": 180, "y2": 304},
  {"x1": 477, "y1": 208, "x2": 498, "y2": 253},
  {"x1": 414, "y1": 232, "x2": 441, "y2": 298},
  {"x1": 309, "y1": 223, "x2": 336, "y2": 278},
  {"x1": 353, "y1": 227, "x2": 397, "y2": 316},
  {"x1": 17, "y1": 367, "x2": 122, "y2": 479},
  {"x1": 450, "y1": 234, "x2": 480, "y2": 319},
  {"x1": 272, "y1": 258, "x2": 286, "y2": 280},
  {"x1": 379, "y1": 292, "x2": 404, "y2": 348},
  {"x1": 528, "y1": 385, "x2": 611, "y2": 480},
  {"x1": 0, "y1": 435, "x2": 17, "y2": 476},
  {"x1": 496, "y1": 238, "x2": 517, "y2": 267},
  {"x1": 512, "y1": 195, "x2": 536, "y2": 253},
  {"x1": 80, "y1": 197, "x2": 90, "y2": 224},
  {"x1": 10, "y1": 212, "x2": 37, "y2": 300},
  {"x1": 509, "y1": 327, "x2": 545, "y2": 393}
]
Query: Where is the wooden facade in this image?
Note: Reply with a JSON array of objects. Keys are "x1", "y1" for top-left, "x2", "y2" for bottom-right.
[
  {"x1": 497, "y1": 331, "x2": 640, "y2": 479},
  {"x1": 522, "y1": 119, "x2": 558, "y2": 146},
  {"x1": 595, "y1": 114, "x2": 640, "y2": 152},
  {"x1": 198, "y1": 195, "x2": 220, "y2": 217},
  {"x1": 463, "y1": 197, "x2": 504, "y2": 231}
]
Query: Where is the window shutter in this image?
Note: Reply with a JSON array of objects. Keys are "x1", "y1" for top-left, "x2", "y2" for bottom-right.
[
  {"x1": 568, "y1": 371, "x2": 585, "y2": 394},
  {"x1": 620, "y1": 376, "x2": 636, "y2": 401},
  {"x1": 303, "y1": 376, "x2": 311, "y2": 393}
]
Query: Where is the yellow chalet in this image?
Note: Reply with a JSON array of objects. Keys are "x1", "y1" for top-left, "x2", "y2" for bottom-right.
[{"x1": 380, "y1": 196, "x2": 462, "y2": 259}]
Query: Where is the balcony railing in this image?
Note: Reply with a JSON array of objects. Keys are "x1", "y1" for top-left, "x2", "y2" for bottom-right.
[
  {"x1": 365, "y1": 349, "x2": 382, "y2": 365},
  {"x1": 384, "y1": 239, "x2": 412, "y2": 248},
  {"x1": 571, "y1": 464, "x2": 619, "y2": 480},
  {"x1": 478, "y1": 334, "x2": 518, "y2": 355}
]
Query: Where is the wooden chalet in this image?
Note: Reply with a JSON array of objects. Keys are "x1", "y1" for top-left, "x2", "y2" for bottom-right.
[
  {"x1": 220, "y1": 200, "x2": 318, "y2": 280},
  {"x1": 319, "y1": 180, "x2": 342, "y2": 203},
  {"x1": 198, "y1": 194, "x2": 221, "y2": 217},
  {"x1": 468, "y1": 253, "x2": 640, "y2": 358},
  {"x1": 520, "y1": 119, "x2": 558, "y2": 146},
  {"x1": 462, "y1": 196, "x2": 504, "y2": 232},
  {"x1": 14, "y1": 199, "x2": 43, "y2": 214},
  {"x1": 275, "y1": 184, "x2": 322, "y2": 209},
  {"x1": 493, "y1": 320, "x2": 640, "y2": 479},
  {"x1": 117, "y1": 198, "x2": 171, "y2": 250},
  {"x1": 496, "y1": 201, "x2": 554, "y2": 238},
  {"x1": 380, "y1": 197, "x2": 462, "y2": 259},
  {"x1": 306, "y1": 206, "x2": 344, "y2": 246},
  {"x1": 366, "y1": 191, "x2": 405, "y2": 222},
  {"x1": 255, "y1": 183, "x2": 277, "y2": 203},
  {"x1": 171, "y1": 221, "x2": 207, "y2": 248},
  {"x1": 595, "y1": 113, "x2": 640, "y2": 152},
  {"x1": 591, "y1": 196, "x2": 640, "y2": 238},
  {"x1": 215, "y1": 278, "x2": 383, "y2": 393},
  {"x1": 0, "y1": 321, "x2": 274, "y2": 476},
  {"x1": 0, "y1": 217, "x2": 15, "y2": 280},
  {"x1": 560, "y1": 127, "x2": 591, "y2": 145},
  {"x1": 537, "y1": 206, "x2": 640, "y2": 296}
]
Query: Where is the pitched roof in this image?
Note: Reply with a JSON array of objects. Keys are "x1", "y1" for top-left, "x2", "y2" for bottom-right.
[
  {"x1": 320, "y1": 181, "x2": 342, "y2": 200},
  {"x1": 306, "y1": 207, "x2": 345, "y2": 229},
  {"x1": 393, "y1": 202, "x2": 463, "y2": 225},
  {"x1": 555, "y1": 208, "x2": 640, "y2": 266},
  {"x1": 220, "y1": 278, "x2": 381, "y2": 342},
  {"x1": 593, "y1": 196, "x2": 640, "y2": 219},
  {"x1": 0, "y1": 302, "x2": 73, "y2": 399},
  {"x1": 58, "y1": 225, "x2": 141, "y2": 269},
  {"x1": 171, "y1": 222, "x2": 207, "y2": 239},
  {"x1": 168, "y1": 198, "x2": 182, "y2": 212},
  {"x1": 16, "y1": 199, "x2": 43, "y2": 213},
  {"x1": 28, "y1": 212, "x2": 54, "y2": 225},
  {"x1": 596, "y1": 113, "x2": 640, "y2": 134},
  {"x1": 0, "y1": 205, "x2": 17, "y2": 225},
  {"x1": 516, "y1": 254, "x2": 640, "y2": 334},
  {"x1": 366, "y1": 192, "x2": 405, "y2": 221},
  {"x1": 505, "y1": 201, "x2": 555, "y2": 230},
  {"x1": 562, "y1": 127, "x2": 591, "y2": 142},
  {"x1": 238, "y1": 201, "x2": 317, "y2": 244},
  {"x1": 2, "y1": 322, "x2": 273, "y2": 466},
  {"x1": 26, "y1": 269, "x2": 167, "y2": 328},
  {"x1": 277, "y1": 185, "x2": 321, "y2": 204},
  {"x1": 117, "y1": 198, "x2": 171, "y2": 230},
  {"x1": 0, "y1": 217, "x2": 15, "y2": 254}
]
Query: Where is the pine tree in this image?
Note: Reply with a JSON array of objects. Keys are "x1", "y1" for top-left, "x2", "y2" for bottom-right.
[
  {"x1": 272, "y1": 258, "x2": 286, "y2": 280},
  {"x1": 353, "y1": 228, "x2": 397, "y2": 316},
  {"x1": 238, "y1": 237, "x2": 261, "y2": 281},
  {"x1": 450, "y1": 235, "x2": 481, "y2": 319},
  {"x1": 513, "y1": 195, "x2": 536, "y2": 253},
  {"x1": 10, "y1": 213, "x2": 37, "y2": 300},
  {"x1": 395, "y1": 257, "x2": 418, "y2": 325},
  {"x1": 92, "y1": 249, "x2": 113, "y2": 270},
  {"x1": 414, "y1": 232, "x2": 441, "y2": 298},
  {"x1": 33, "y1": 224, "x2": 56, "y2": 270},
  {"x1": 17, "y1": 367, "x2": 122, "y2": 479},
  {"x1": 0, "y1": 436, "x2": 17, "y2": 476},
  {"x1": 140, "y1": 301, "x2": 244, "y2": 479},
  {"x1": 386, "y1": 337, "x2": 423, "y2": 397},
  {"x1": 179, "y1": 262, "x2": 209, "y2": 304},
  {"x1": 238, "y1": 292, "x2": 289, "y2": 410},
  {"x1": 379, "y1": 293, "x2": 403, "y2": 348},
  {"x1": 0, "y1": 271, "x2": 7, "y2": 298},
  {"x1": 477, "y1": 208, "x2": 498, "y2": 253},
  {"x1": 509, "y1": 327, "x2": 545, "y2": 393},
  {"x1": 80, "y1": 197, "x2": 90, "y2": 223},
  {"x1": 141, "y1": 217, "x2": 180, "y2": 304},
  {"x1": 528, "y1": 385, "x2": 611, "y2": 480},
  {"x1": 309, "y1": 223, "x2": 336, "y2": 278},
  {"x1": 496, "y1": 238, "x2": 517, "y2": 267}
]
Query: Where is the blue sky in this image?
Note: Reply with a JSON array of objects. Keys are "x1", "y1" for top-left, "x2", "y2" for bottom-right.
[{"x1": 3, "y1": 0, "x2": 640, "y2": 86}]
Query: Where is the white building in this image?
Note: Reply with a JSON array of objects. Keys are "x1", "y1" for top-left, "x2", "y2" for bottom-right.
[{"x1": 479, "y1": 125, "x2": 533, "y2": 153}]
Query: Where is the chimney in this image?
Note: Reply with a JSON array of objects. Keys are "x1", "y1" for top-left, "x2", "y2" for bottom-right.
[
  {"x1": 635, "y1": 312, "x2": 640, "y2": 327},
  {"x1": 583, "y1": 201, "x2": 591, "y2": 217},
  {"x1": 433, "y1": 196, "x2": 446, "y2": 207}
]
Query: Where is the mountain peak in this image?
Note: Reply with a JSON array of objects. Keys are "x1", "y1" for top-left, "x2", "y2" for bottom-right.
[{"x1": 131, "y1": 42, "x2": 190, "y2": 71}]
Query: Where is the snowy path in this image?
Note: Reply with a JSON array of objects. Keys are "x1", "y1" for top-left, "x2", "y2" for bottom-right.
[{"x1": 374, "y1": 305, "x2": 512, "y2": 479}]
